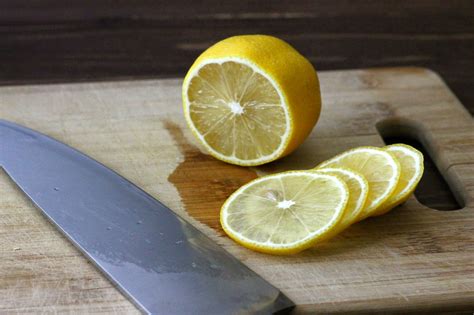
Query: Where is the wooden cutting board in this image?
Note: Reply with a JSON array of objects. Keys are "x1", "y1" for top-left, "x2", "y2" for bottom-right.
[{"x1": 0, "y1": 67, "x2": 473, "y2": 314}]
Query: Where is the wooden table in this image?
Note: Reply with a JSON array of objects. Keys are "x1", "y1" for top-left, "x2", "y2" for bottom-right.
[
  {"x1": 1, "y1": 1, "x2": 473, "y2": 211},
  {"x1": 1, "y1": 1, "x2": 473, "y2": 111}
]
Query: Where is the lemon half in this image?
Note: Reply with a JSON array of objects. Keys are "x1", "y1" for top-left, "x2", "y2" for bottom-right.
[
  {"x1": 182, "y1": 35, "x2": 321, "y2": 166},
  {"x1": 220, "y1": 171, "x2": 348, "y2": 254}
]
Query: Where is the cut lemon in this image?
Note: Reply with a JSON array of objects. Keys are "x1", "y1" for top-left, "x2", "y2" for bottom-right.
[
  {"x1": 316, "y1": 147, "x2": 400, "y2": 219},
  {"x1": 373, "y1": 144, "x2": 424, "y2": 216},
  {"x1": 220, "y1": 171, "x2": 348, "y2": 254},
  {"x1": 182, "y1": 35, "x2": 321, "y2": 166},
  {"x1": 315, "y1": 167, "x2": 368, "y2": 236}
]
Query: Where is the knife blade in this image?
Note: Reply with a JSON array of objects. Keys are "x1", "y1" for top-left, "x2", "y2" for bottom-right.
[{"x1": 0, "y1": 120, "x2": 294, "y2": 315}]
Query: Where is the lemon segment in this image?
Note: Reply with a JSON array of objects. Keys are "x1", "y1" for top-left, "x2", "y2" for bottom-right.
[
  {"x1": 183, "y1": 35, "x2": 321, "y2": 166},
  {"x1": 316, "y1": 147, "x2": 400, "y2": 219},
  {"x1": 220, "y1": 171, "x2": 349, "y2": 255},
  {"x1": 373, "y1": 144, "x2": 424, "y2": 216},
  {"x1": 315, "y1": 167, "x2": 369, "y2": 236}
]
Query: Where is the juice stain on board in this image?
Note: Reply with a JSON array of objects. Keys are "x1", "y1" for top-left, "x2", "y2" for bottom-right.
[{"x1": 163, "y1": 119, "x2": 258, "y2": 235}]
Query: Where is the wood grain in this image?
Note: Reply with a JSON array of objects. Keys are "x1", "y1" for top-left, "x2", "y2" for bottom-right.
[
  {"x1": 2, "y1": 0, "x2": 473, "y2": 211},
  {"x1": 0, "y1": 0, "x2": 473, "y2": 118},
  {"x1": 0, "y1": 67, "x2": 473, "y2": 313}
]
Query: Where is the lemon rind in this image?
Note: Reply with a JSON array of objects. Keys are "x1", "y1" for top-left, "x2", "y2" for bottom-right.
[
  {"x1": 315, "y1": 166, "x2": 369, "y2": 222},
  {"x1": 373, "y1": 144, "x2": 424, "y2": 216},
  {"x1": 315, "y1": 146, "x2": 401, "y2": 218}
]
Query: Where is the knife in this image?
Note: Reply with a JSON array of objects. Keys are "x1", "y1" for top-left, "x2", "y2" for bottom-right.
[{"x1": 0, "y1": 120, "x2": 294, "y2": 315}]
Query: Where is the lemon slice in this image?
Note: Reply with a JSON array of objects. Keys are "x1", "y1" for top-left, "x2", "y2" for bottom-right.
[
  {"x1": 373, "y1": 144, "x2": 424, "y2": 216},
  {"x1": 316, "y1": 147, "x2": 400, "y2": 219},
  {"x1": 220, "y1": 171, "x2": 349, "y2": 255},
  {"x1": 316, "y1": 168, "x2": 368, "y2": 236},
  {"x1": 182, "y1": 35, "x2": 321, "y2": 166}
]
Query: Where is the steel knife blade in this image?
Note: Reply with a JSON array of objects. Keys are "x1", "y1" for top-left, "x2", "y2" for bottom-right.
[{"x1": 0, "y1": 120, "x2": 294, "y2": 315}]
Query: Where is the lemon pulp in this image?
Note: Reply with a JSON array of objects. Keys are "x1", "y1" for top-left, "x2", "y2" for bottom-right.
[{"x1": 186, "y1": 60, "x2": 288, "y2": 163}]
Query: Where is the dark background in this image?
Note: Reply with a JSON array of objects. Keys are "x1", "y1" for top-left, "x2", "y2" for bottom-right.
[{"x1": 1, "y1": 1, "x2": 473, "y2": 209}]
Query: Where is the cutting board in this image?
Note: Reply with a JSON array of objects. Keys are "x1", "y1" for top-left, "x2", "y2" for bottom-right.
[{"x1": 0, "y1": 67, "x2": 473, "y2": 314}]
